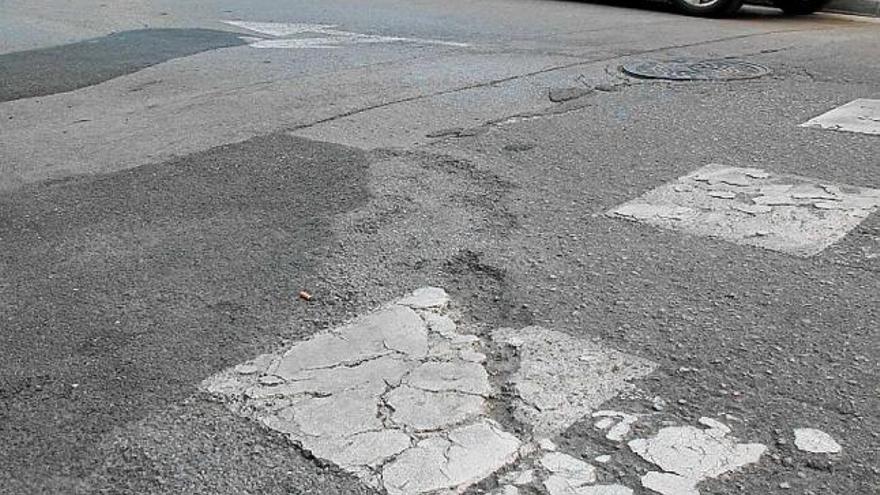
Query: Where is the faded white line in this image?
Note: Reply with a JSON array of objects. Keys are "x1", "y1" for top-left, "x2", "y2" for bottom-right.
[
  {"x1": 801, "y1": 98, "x2": 880, "y2": 136},
  {"x1": 609, "y1": 164, "x2": 880, "y2": 256},
  {"x1": 222, "y1": 20, "x2": 470, "y2": 49}
]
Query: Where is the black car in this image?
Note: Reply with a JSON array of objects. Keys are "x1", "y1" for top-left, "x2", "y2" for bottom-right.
[{"x1": 671, "y1": 0, "x2": 829, "y2": 16}]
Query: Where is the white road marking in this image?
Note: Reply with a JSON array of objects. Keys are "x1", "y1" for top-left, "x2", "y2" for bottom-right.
[
  {"x1": 609, "y1": 164, "x2": 880, "y2": 256},
  {"x1": 801, "y1": 99, "x2": 880, "y2": 136},
  {"x1": 221, "y1": 20, "x2": 470, "y2": 49},
  {"x1": 593, "y1": 410, "x2": 640, "y2": 442},
  {"x1": 204, "y1": 288, "x2": 656, "y2": 493},
  {"x1": 793, "y1": 428, "x2": 842, "y2": 454},
  {"x1": 628, "y1": 419, "x2": 766, "y2": 495},
  {"x1": 493, "y1": 327, "x2": 656, "y2": 437}
]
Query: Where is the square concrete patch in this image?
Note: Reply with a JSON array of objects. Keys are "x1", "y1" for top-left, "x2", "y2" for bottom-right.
[
  {"x1": 609, "y1": 164, "x2": 880, "y2": 256},
  {"x1": 800, "y1": 99, "x2": 880, "y2": 136}
]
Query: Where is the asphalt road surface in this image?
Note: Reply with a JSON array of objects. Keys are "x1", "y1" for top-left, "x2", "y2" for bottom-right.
[{"x1": 1, "y1": 1, "x2": 878, "y2": 494}]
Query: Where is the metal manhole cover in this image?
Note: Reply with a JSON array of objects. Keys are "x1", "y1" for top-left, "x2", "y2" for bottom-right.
[{"x1": 621, "y1": 59, "x2": 771, "y2": 81}]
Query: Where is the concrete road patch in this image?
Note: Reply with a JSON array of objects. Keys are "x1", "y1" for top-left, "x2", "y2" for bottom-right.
[
  {"x1": 628, "y1": 419, "x2": 766, "y2": 495},
  {"x1": 204, "y1": 289, "x2": 657, "y2": 493},
  {"x1": 204, "y1": 288, "x2": 518, "y2": 493},
  {"x1": 800, "y1": 99, "x2": 880, "y2": 136},
  {"x1": 493, "y1": 327, "x2": 656, "y2": 437},
  {"x1": 793, "y1": 428, "x2": 843, "y2": 454},
  {"x1": 609, "y1": 164, "x2": 880, "y2": 256}
]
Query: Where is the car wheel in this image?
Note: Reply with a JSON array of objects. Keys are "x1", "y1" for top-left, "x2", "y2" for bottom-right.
[
  {"x1": 670, "y1": 0, "x2": 744, "y2": 17},
  {"x1": 773, "y1": 0, "x2": 830, "y2": 14}
]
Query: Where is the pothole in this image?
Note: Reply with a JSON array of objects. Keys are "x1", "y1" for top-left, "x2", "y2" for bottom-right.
[{"x1": 620, "y1": 59, "x2": 771, "y2": 81}]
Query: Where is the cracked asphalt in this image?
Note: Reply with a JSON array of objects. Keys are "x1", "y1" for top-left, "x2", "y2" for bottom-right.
[{"x1": 1, "y1": 0, "x2": 878, "y2": 494}]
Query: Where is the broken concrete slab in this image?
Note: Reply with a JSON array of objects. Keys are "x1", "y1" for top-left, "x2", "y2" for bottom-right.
[
  {"x1": 397, "y1": 286, "x2": 450, "y2": 309},
  {"x1": 593, "y1": 411, "x2": 639, "y2": 442},
  {"x1": 793, "y1": 428, "x2": 842, "y2": 454},
  {"x1": 385, "y1": 385, "x2": 485, "y2": 431},
  {"x1": 800, "y1": 98, "x2": 880, "y2": 136},
  {"x1": 406, "y1": 360, "x2": 492, "y2": 396},
  {"x1": 203, "y1": 289, "x2": 660, "y2": 494},
  {"x1": 269, "y1": 304, "x2": 426, "y2": 378},
  {"x1": 382, "y1": 420, "x2": 521, "y2": 495},
  {"x1": 577, "y1": 485, "x2": 634, "y2": 495},
  {"x1": 609, "y1": 164, "x2": 880, "y2": 256},
  {"x1": 540, "y1": 451, "x2": 602, "y2": 495},
  {"x1": 203, "y1": 288, "x2": 522, "y2": 494},
  {"x1": 628, "y1": 419, "x2": 766, "y2": 495},
  {"x1": 641, "y1": 471, "x2": 700, "y2": 495},
  {"x1": 493, "y1": 326, "x2": 656, "y2": 436}
]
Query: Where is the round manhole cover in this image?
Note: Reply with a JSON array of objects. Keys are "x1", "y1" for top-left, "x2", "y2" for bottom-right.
[{"x1": 621, "y1": 59, "x2": 771, "y2": 81}]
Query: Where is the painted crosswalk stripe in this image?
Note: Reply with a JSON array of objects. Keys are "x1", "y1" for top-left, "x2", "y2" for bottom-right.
[
  {"x1": 609, "y1": 164, "x2": 880, "y2": 256},
  {"x1": 222, "y1": 20, "x2": 470, "y2": 49},
  {"x1": 203, "y1": 288, "x2": 654, "y2": 494},
  {"x1": 800, "y1": 99, "x2": 880, "y2": 136}
]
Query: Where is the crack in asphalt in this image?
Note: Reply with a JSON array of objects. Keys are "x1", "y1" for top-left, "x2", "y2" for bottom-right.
[{"x1": 287, "y1": 27, "x2": 825, "y2": 133}]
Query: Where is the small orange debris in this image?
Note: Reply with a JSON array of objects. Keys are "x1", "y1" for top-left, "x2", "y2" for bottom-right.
[{"x1": 298, "y1": 290, "x2": 313, "y2": 301}]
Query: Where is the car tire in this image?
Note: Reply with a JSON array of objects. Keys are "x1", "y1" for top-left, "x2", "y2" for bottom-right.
[
  {"x1": 773, "y1": 0, "x2": 830, "y2": 14},
  {"x1": 670, "y1": 0, "x2": 744, "y2": 17}
]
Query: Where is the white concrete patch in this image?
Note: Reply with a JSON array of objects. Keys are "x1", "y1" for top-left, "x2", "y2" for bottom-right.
[
  {"x1": 628, "y1": 419, "x2": 766, "y2": 495},
  {"x1": 541, "y1": 452, "x2": 598, "y2": 495},
  {"x1": 501, "y1": 469, "x2": 536, "y2": 485},
  {"x1": 609, "y1": 164, "x2": 880, "y2": 256},
  {"x1": 593, "y1": 411, "x2": 640, "y2": 442},
  {"x1": 382, "y1": 420, "x2": 521, "y2": 495},
  {"x1": 801, "y1": 99, "x2": 880, "y2": 136},
  {"x1": 222, "y1": 20, "x2": 469, "y2": 49},
  {"x1": 577, "y1": 485, "x2": 634, "y2": 495},
  {"x1": 794, "y1": 428, "x2": 842, "y2": 454},
  {"x1": 492, "y1": 327, "x2": 657, "y2": 436},
  {"x1": 203, "y1": 288, "x2": 518, "y2": 494},
  {"x1": 539, "y1": 438, "x2": 559, "y2": 451},
  {"x1": 205, "y1": 289, "x2": 663, "y2": 494}
]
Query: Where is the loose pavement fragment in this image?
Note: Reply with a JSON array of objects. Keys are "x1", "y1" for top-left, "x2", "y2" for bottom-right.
[
  {"x1": 385, "y1": 385, "x2": 485, "y2": 431},
  {"x1": 539, "y1": 438, "x2": 559, "y2": 451},
  {"x1": 577, "y1": 485, "x2": 634, "y2": 495},
  {"x1": 800, "y1": 98, "x2": 880, "y2": 136},
  {"x1": 500, "y1": 469, "x2": 536, "y2": 485},
  {"x1": 641, "y1": 471, "x2": 700, "y2": 495},
  {"x1": 397, "y1": 286, "x2": 450, "y2": 309},
  {"x1": 541, "y1": 452, "x2": 598, "y2": 495},
  {"x1": 793, "y1": 428, "x2": 842, "y2": 454},
  {"x1": 593, "y1": 411, "x2": 640, "y2": 442},
  {"x1": 492, "y1": 327, "x2": 656, "y2": 436},
  {"x1": 609, "y1": 164, "x2": 880, "y2": 256},
  {"x1": 628, "y1": 419, "x2": 766, "y2": 495},
  {"x1": 382, "y1": 420, "x2": 521, "y2": 495}
]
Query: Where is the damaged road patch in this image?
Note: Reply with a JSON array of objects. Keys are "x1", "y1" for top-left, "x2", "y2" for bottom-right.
[
  {"x1": 204, "y1": 288, "x2": 517, "y2": 493},
  {"x1": 609, "y1": 163, "x2": 880, "y2": 256},
  {"x1": 800, "y1": 99, "x2": 880, "y2": 136},
  {"x1": 628, "y1": 418, "x2": 766, "y2": 495},
  {"x1": 493, "y1": 327, "x2": 656, "y2": 437},
  {"x1": 204, "y1": 288, "x2": 656, "y2": 493}
]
